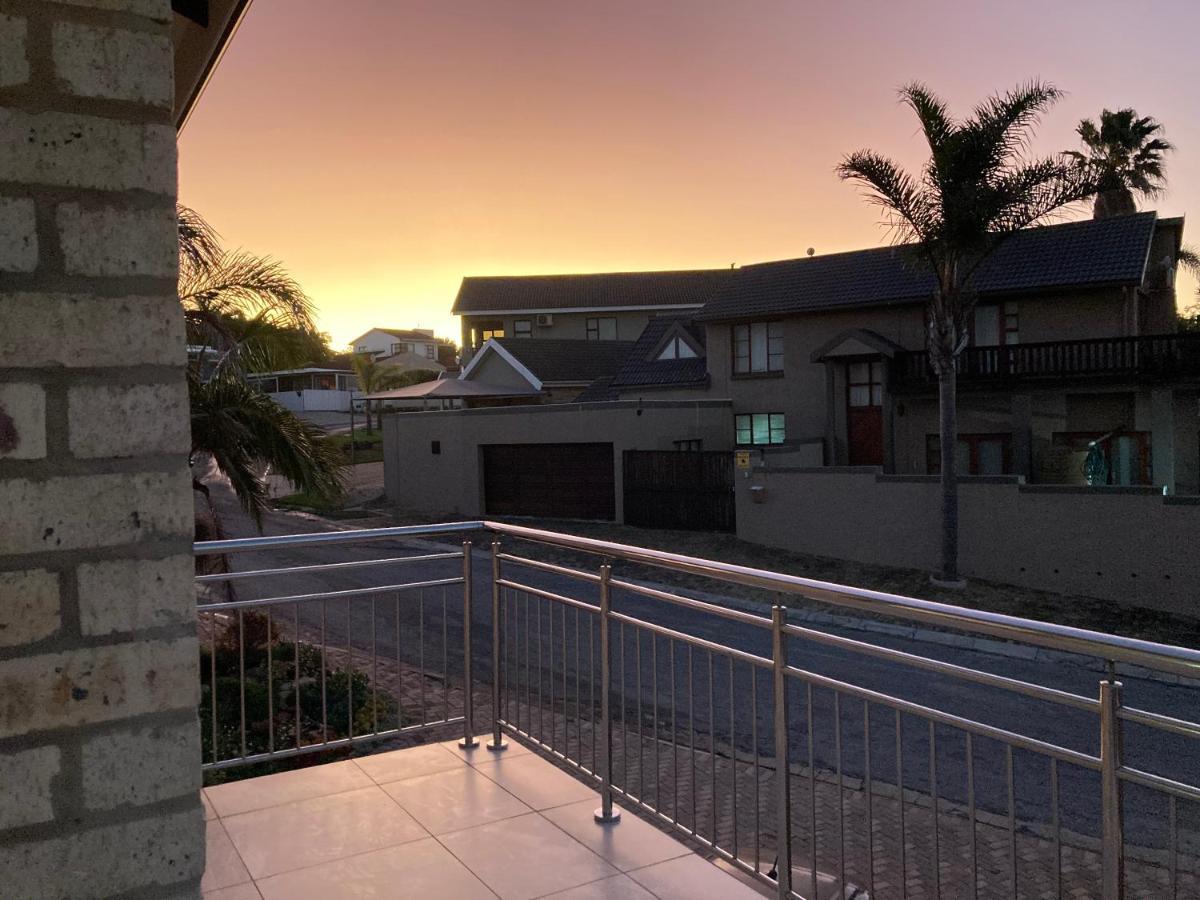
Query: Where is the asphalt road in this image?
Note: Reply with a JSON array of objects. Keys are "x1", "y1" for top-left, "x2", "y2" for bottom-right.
[{"x1": 199, "y1": 469, "x2": 1199, "y2": 855}]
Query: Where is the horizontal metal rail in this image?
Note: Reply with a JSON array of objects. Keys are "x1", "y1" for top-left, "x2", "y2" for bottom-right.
[
  {"x1": 782, "y1": 663, "x2": 1102, "y2": 770},
  {"x1": 496, "y1": 552, "x2": 601, "y2": 584},
  {"x1": 203, "y1": 719, "x2": 464, "y2": 772},
  {"x1": 483, "y1": 520, "x2": 1200, "y2": 680},
  {"x1": 611, "y1": 577, "x2": 775, "y2": 628},
  {"x1": 609, "y1": 610, "x2": 774, "y2": 669},
  {"x1": 197, "y1": 519, "x2": 1200, "y2": 679},
  {"x1": 195, "y1": 552, "x2": 461, "y2": 584},
  {"x1": 783, "y1": 620, "x2": 1100, "y2": 712},
  {"x1": 496, "y1": 579, "x2": 599, "y2": 615},
  {"x1": 197, "y1": 577, "x2": 464, "y2": 611}
]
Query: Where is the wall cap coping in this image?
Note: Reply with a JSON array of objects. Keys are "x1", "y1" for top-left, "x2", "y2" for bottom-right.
[{"x1": 386, "y1": 398, "x2": 733, "y2": 421}]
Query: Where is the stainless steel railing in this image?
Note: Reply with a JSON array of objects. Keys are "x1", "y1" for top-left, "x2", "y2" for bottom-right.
[{"x1": 195, "y1": 520, "x2": 1200, "y2": 899}]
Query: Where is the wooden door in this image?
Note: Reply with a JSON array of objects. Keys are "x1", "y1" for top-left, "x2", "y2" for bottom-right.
[{"x1": 847, "y1": 360, "x2": 884, "y2": 466}]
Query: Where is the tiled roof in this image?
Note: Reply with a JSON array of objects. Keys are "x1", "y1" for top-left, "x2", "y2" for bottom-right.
[
  {"x1": 573, "y1": 376, "x2": 619, "y2": 403},
  {"x1": 494, "y1": 338, "x2": 636, "y2": 383},
  {"x1": 696, "y1": 213, "x2": 1158, "y2": 322},
  {"x1": 452, "y1": 269, "x2": 733, "y2": 314},
  {"x1": 609, "y1": 316, "x2": 708, "y2": 389},
  {"x1": 376, "y1": 327, "x2": 436, "y2": 340}
]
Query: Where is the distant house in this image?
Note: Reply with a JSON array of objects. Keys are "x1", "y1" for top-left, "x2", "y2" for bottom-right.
[
  {"x1": 246, "y1": 367, "x2": 358, "y2": 412},
  {"x1": 350, "y1": 327, "x2": 452, "y2": 372},
  {"x1": 695, "y1": 211, "x2": 1197, "y2": 487},
  {"x1": 451, "y1": 269, "x2": 731, "y2": 359},
  {"x1": 432, "y1": 211, "x2": 1200, "y2": 493}
]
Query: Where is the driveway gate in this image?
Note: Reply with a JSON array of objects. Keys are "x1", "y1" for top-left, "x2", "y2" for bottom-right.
[{"x1": 622, "y1": 449, "x2": 735, "y2": 532}]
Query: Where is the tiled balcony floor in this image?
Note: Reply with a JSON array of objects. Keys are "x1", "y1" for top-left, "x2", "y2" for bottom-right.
[{"x1": 201, "y1": 738, "x2": 767, "y2": 899}]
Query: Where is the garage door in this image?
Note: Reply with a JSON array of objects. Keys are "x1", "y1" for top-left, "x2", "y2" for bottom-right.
[{"x1": 483, "y1": 443, "x2": 615, "y2": 520}]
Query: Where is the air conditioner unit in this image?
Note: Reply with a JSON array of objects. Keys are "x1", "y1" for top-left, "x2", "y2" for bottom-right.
[{"x1": 535, "y1": 314, "x2": 554, "y2": 327}]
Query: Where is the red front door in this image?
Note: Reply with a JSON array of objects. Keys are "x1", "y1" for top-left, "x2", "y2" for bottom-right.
[{"x1": 847, "y1": 360, "x2": 884, "y2": 466}]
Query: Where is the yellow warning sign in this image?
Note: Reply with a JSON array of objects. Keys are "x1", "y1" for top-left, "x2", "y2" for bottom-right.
[{"x1": 734, "y1": 450, "x2": 752, "y2": 471}]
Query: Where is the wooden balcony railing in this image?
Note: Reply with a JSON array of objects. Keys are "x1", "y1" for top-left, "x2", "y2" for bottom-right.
[{"x1": 893, "y1": 332, "x2": 1200, "y2": 389}]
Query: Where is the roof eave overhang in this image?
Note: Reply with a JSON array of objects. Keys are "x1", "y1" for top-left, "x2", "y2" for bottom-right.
[
  {"x1": 174, "y1": 0, "x2": 254, "y2": 131},
  {"x1": 452, "y1": 303, "x2": 703, "y2": 317}
]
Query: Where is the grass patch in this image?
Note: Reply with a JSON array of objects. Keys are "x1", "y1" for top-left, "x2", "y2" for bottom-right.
[{"x1": 321, "y1": 428, "x2": 384, "y2": 465}]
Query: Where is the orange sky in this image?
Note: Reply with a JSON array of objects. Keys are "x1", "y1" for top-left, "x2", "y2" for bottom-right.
[{"x1": 179, "y1": 0, "x2": 1200, "y2": 349}]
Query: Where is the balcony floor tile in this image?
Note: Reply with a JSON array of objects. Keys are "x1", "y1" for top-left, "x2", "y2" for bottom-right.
[
  {"x1": 382, "y1": 764, "x2": 531, "y2": 833},
  {"x1": 255, "y1": 837, "x2": 491, "y2": 900},
  {"x1": 221, "y1": 785, "x2": 427, "y2": 879},
  {"x1": 471, "y1": 751, "x2": 598, "y2": 810},
  {"x1": 438, "y1": 811, "x2": 619, "y2": 899},
  {"x1": 205, "y1": 759, "x2": 373, "y2": 817},
  {"x1": 204, "y1": 739, "x2": 767, "y2": 899}
]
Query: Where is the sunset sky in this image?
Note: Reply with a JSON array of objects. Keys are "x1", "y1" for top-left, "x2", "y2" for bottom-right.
[{"x1": 179, "y1": 0, "x2": 1200, "y2": 349}]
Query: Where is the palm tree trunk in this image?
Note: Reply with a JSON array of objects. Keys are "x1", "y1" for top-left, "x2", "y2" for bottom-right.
[{"x1": 937, "y1": 365, "x2": 959, "y2": 582}]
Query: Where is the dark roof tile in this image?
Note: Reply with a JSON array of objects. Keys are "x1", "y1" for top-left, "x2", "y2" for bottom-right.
[
  {"x1": 453, "y1": 269, "x2": 733, "y2": 314},
  {"x1": 494, "y1": 338, "x2": 636, "y2": 383},
  {"x1": 696, "y1": 213, "x2": 1158, "y2": 322},
  {"x1": 609, "y1": 316, "x2": 708, "y2": 390}
]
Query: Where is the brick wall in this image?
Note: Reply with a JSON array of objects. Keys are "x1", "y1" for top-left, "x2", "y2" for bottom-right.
[{"x1": 0, "y1": 1, "x2": 204, "y2": 898}]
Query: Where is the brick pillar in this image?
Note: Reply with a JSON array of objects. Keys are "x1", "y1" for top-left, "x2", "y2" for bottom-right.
[{"x1": 0, "y1": 2, "x2": 204, "y2": 898}]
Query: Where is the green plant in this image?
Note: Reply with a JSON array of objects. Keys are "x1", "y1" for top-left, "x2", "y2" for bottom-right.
[{"x1": 199, "y1": 612, "x2": 398, "y2": 765}]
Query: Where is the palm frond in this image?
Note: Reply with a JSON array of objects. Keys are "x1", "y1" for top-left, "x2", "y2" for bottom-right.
[
  {"x1": 836, "y1": 150, "x2": 938, "y2": 247},
  {"x1": 180, "y1": 250, "x2": 316, "y2": 333},
  {"x1": 177, "y1": 204, "x2": 222, "y2": 276},
  {"x1": 189, "y1": 370, "x2": 345, "y2": 528}
]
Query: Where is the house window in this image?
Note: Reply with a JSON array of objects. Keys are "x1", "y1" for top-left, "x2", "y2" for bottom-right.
[
  {"x1": 732, "y1": 322, "x2": 783, "y2": 374},
  {"x1": 848, "y1": 361, "x2": 883, "y2": 407},
  {"x1": 472, "y1": 320, "x2": 504, "y2": 346},
  {"x1": 735, "y1": 413, "x2": 786, "y2": 446},
  {"x1": 657, "y1": 336, "x2": 697, "y2": 360},
  {"x1": 673, "y1": 439, "x2": 703, "y2": 451},
  {"x1": 391, "y1": 342, "x2": 414, "y2": 355},
  {"x1": 972, "y1": 302, "x2": 1019, "y2": 346},
  {"x1": 513, "y1": 319, "x2": 533, "y2": 338},
  {"x1": 926, "y1": 433, "x2": 1012, "y2": 475},
  {"x1": 425, "y1": 343, "x2": 436, "y2": 358},
  {"x1": 588, "y1": 321, "x2": 619, "y2": 340},
  {"x1": 586, "y1": 317, "x2": 617, "y2": 340}
]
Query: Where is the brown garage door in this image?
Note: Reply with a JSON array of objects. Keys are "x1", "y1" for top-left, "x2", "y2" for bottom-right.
[{"x1": 483, "y1": 443, "x2": 615, "y2": 520}]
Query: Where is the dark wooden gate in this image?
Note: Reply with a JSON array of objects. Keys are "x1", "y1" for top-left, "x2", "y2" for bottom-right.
[{"x1": 622, "y1": 450, "x2": 735, "y2": 532}]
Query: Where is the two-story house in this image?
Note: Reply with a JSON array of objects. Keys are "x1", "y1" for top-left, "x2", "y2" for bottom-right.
[
  {"x1": 451, "y1": 269, "x2": 731, "y2": 357},
  {"x1": 694, "y1": 212, "x2": 1198, "y2": 493},
  {"x1": 350, "y1": 327, "x2": 451, "y2": 372}
]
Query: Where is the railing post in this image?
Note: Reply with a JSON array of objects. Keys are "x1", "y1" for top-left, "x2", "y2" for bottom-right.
[
  {"x1": 772, "y1": 604, "x2": 792, "y2": 899},
  {"x1": 487, "y1": 541, "x2": 507, "y2": 751},
  {"x1": 459, "y1": 541, "x2": 479, "y2": 749},
  {"x1": 1100, "y1": 677, "x2": 1124, "y2": 899},
  {"x1": 594, "y1": 562, "x2": 621, "y2": 824}
]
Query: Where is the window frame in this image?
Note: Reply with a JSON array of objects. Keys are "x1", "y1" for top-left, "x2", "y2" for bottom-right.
[
  {"x1": 926, "y1": 432, "x2": 1013, "y2": 475},
  {"x1": 735, "y1": 412, "x2": 786, "y2": 446},
  {"x1": 732, "y1": 322, "x2": 783, "y2": 375},
  {"x1": 513, "y1": 319, "x2": 533, "y2": 338},
  {"x1": 586, "y1": 316, "x2": 618, "y2": 341}
]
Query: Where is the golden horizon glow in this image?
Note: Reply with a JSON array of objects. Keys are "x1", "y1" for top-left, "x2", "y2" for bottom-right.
[{"x1": 180, "y1": 0, "x2": 1200, "y2": 349}]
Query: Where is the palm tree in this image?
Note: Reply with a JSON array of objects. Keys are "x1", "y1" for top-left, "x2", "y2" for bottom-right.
[
  {"x1": 1065, "y1": 109, "x2": 1173, "y2": 219},
  {"x1": 179, "y1": 205, "x2": 345, "y2": 530},
  {"x1": 350, "y1": 354, "x2": 410, "y2": 431},
  {"x1": 837, "y1": 81, "x2": 1096, "y2": 583}
]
